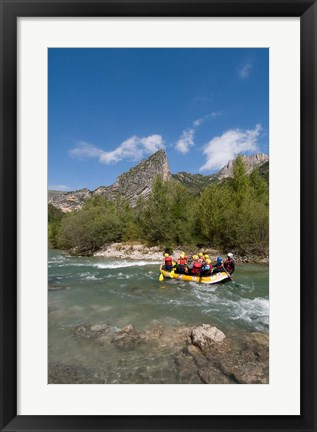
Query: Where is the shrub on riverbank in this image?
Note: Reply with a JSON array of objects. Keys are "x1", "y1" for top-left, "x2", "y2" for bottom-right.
[{"x1": 48, "y1": 204, "x2": 65, "y2": 248}]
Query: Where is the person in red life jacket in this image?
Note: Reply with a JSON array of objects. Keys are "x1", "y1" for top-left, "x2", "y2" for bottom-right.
[
  {"x1": 200, "y1": 259, "x2": 212, "y2": 276},
  {"x1": 175, "y1": 252, "x2": 187, "y2": 274},
  {"x1": 212, "y1": 256, "x2": 224, "y2": 273},
  {"x1": 163, "y1": 252, "x2": 173, "y2": 271},
  {"x1": 180, "y1": 251, "x2": 187, "y2": 263},
  {"x1": 201, "y1": 254, "x2": 209, "y2": 266},
  {"x1": 187, "y1": 255, "x2": 202, "y2": 275},
  {"x1": 197, "y1": 252, "x2": 204, "y2": 263},
  {"x1": 224, "y1": 252, "x2": 235, "y2": 275}
]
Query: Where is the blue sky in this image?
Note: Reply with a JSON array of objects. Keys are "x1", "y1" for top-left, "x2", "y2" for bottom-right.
[{"x1": 48, "y1": 48, "x2": 269, "y2": 191}]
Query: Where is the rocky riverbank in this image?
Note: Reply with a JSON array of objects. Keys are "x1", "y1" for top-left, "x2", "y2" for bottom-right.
[
  {"x1": 49, "y1": 322, "x2": 269, "y2": 384},
  {"x1": 93, "y1": 242, "x2": 269, "y2": 264}
]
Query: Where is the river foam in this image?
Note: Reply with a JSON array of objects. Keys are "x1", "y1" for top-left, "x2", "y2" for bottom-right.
[{"x1": 93, "y1": 260, "x2": 161, "y2": 269}]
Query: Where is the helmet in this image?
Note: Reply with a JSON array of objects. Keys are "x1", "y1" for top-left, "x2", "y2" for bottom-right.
[
  {"x1": 180, "y1": 253, "x2": 185, "y2": 259},
  {"x1": 164, "y1": 253, "x2": 169, "y2": 257},
  {"x1": 206, "y1": 259, "x2": 211, "y2": 264},
  {"x1": 227, "y1": 252, "x2": 233, "y2": 259},
  {"x1": 198, "y1": 252, "x2": 203, "y2": 257},
  {"x1": 193, "y1": 254, "x2": 198, "y2": 260},
  {"x1": 180, "y1": 251, "x2": 185, "y2": 255},
  {"x1": 204, "y1": 254, "x2": 209, "y2": 259},
  {"x1": 217, "y1": 256, "x2": 223, "y2": 262}
]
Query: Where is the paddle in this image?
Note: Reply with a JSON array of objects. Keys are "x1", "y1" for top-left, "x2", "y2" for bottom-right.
[
  {"x1": 159, "y1": 264, "x2": 165, "y2": 282},
  {"x1": 159, "y1": 265, "x2": 174, "y2": 281},
  {"x1": 221, "y1": 266, "x2": 240, "y2": 287}
]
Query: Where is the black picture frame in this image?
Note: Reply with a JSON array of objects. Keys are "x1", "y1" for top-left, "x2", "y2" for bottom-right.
[{"x1": 1, "y1": 1, "x2": 316, "y2": 431}]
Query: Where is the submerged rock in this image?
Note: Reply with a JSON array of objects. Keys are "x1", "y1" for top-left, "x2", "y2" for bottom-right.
[
  {"x1": 215, "y1": 332, "x2": 269, "y2": 384},
  {"x1": 111, "y1": 324, "x2": 165, "y2": 350},
  {"x1": 111, "y1": 324, "x2": 142, "y2": 350},
  {"x1": 187, "y1": 329, "x2": 269, "y2": 384},
  {"x1": 72, "y1": 323, "x2": 116, "y2": 344},
  {"x1": 90, "y1": 323, "x2": 108, "y2": 332},
  {"x1": 70, "y1": 322, "x2": 269, "y2": 384},
  {"x1": 48, "y1": 284, "x2": 70, "y2": 291},
  {"x1": 48, "y1": 362, "x2": 104, "y2": 384}
]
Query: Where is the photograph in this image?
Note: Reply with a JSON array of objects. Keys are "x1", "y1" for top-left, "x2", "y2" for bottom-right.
[
  {"x1": 48, "y1": 47, "x2": 269, "y2": 384},
  {"x1": 1, "y1": 0, "x2": 316, "y2": 429}
]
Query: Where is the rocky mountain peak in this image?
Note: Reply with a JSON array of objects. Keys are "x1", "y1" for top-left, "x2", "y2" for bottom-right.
[
  {"x1": 95, "y1": 149, "x2": 171, "y2": 207},
  {"x1": 49, "y1": 149, "x2": 171, "y2": 212},
  {"x1": 48, "y1": 150, "x2": 268, "y2": 212},
  {"x1": 215, "y1": 153, "x2": 269, "y2": 181}
]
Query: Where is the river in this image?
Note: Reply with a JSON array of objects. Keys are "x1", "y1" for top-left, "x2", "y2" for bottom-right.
[{"x1": 48, "y1": 249, "x2": 269, "y2": 384}]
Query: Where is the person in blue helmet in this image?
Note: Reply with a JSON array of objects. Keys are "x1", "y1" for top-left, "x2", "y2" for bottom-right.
[{"x1": 212, "y1": 256, "x2": 224, "y2": 273}]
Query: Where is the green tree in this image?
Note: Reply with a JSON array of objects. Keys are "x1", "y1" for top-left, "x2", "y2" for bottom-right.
[
  {"x1": 136, "y1": 176, "x2": 195, "y2": 246},
  {"x1": 137, "y1": 176, "x2": 174, "y2": 244},
  {"x1": 197, "y1": 156, "x2": 269, "y2": 255},
  {"x1": 48, "y1": 204, "x2": 64, "y2": 223},
  {"x1": 56, "y1": 198, "x2": 123, "y2": 255},
  {"x1": 48, "y1": 204, "x2": 65, "y2": 247},
  {"x1": 230, "y1": 155, "x2": 251, "y2": 206},
  {"x1": 198, "y1": 184, "x2": 236, "y2": 248},
  {"x1": 250, "y1": 169, "x2": 269, "y2": 203}
]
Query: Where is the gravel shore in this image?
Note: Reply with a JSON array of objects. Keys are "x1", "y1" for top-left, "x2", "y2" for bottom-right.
[{"x1": 93, "y1": 242, "x2": 269, "y2": 264}]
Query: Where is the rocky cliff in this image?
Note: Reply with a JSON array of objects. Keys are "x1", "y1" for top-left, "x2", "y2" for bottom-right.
[
  {"x1": 214, "y1": 153, "x2": 269, "y2": 181},
  {"x1": 48, "y1": 188, "x2": 92, "y2": 213},
  {"x1": 94, "y1": 149, "x2": 171, "y2": 207},
  {"x1": 48, "y1": 149, "x2": 171, "y2": 212},
  {"x1": 172, "y1": 153, "x2": 269, "y2": 194},
  {"x1": 49, "y1": 151, "x2": 269, "y2": 212}
]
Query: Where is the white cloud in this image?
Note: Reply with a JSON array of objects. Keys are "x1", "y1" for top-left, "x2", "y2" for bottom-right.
[
  {"x1": 69, "y1": 141, "x2": 103, "y2": 159},
  {"x1": 140, "y1": 135, "x2": 165, "y2": 153},
  {"x1": 176, "y1": 111, "x2": 223, "y2": 154},
  {"x1": 49, "y1": 185, "x2": 73, "y2": 191},
  {"x1": 239, "y1": 63, "x2": 253, "y2": 79},
  {"x1": 69, "y1": 135, "x2": 165, "y2": 165},
  {"x1": 199, "y1": 124, "x2": 262, "y2": 172},
  {"x1": 175, "y1": 128, "x2": 195, "y2": 154},
  {"x1": 193, "y1": 118, "x2": 203, "y2": 127},
  {"x1": 193, "y1": 111, "x2": 223, "y2": 127}
]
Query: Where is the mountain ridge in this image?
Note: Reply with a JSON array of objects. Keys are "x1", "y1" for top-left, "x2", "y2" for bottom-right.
[{"x1": 49, "y1": 150, "x2": 269, "y2": 212}]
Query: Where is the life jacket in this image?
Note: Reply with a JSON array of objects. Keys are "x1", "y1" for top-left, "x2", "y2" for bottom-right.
[
  {"x1": 191, "y1": 261, "x2": 202, "y2": 275},
  {"x1": 216, "y1": 262, "x2": 223, "y2": 269},
  {"x1": 165, "y1": 256, "x2": 173, "y2": 267},
  {"x1": 178, "y1": 258, "x2": 187, "y2": 265},
  {"x1": 224, "y1": 258, "x2": 233, "y2": 271},
  {"x1": 176, "y1": 263, "x2": 186, "y2": 273},
  {"x1": 201, "y1": 264, "x2": 211, "y2": 275}
]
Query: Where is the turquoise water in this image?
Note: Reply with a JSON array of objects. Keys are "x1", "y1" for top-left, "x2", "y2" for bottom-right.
[{"x1": 48, "y1": 249, "x2": 269, "y2": 383}]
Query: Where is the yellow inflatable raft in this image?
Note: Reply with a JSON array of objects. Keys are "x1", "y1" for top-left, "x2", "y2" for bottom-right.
[{"x1": 160, "y1": 266, "x2": 230, "y2": 285}]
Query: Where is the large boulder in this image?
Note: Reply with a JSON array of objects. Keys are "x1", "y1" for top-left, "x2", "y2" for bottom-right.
[{"x1": 191, "y1": 324, "x2": 226, "y2": 351}]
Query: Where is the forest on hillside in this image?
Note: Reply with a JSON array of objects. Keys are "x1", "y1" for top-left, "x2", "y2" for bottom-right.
[{"x1": 48, "y1": 156, "x2": 269, "y2": 256}]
